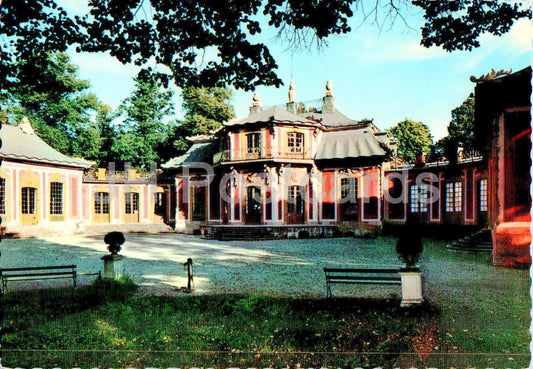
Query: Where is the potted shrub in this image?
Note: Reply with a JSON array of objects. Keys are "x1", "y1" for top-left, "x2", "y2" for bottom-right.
[{"x1": 396, "y1": 224, "x2": 424, "y2": 307}]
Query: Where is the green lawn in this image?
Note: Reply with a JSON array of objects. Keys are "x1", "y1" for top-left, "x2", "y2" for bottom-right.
[{"x1": 1, "y1": 278, "x2": 529, "y2": 368}]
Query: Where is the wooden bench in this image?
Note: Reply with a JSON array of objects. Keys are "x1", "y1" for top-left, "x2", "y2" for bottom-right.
[
  {"x1": 324, "y1": 267, "x2": 401, "y2": 298},
  {"x1": 1, "y1": 265, "x2": 77, "y2": 293}
]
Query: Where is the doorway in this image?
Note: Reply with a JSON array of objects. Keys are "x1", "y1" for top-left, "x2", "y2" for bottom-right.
[
  {"x1": 245, "y1": 186, "x2": 262, "y2": 224},
  {"x1": 287, "y1": 185, "x2": 305, "y2": 224},
  {"x1": 21, "y1": 187, "x2": 38, "y2": 225}
]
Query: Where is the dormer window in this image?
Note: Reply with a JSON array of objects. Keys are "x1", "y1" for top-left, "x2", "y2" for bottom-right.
[
  {"x1": 288, "y1": 132, "x2": 304, "y2": 153},
  {"x1": 246, "y1": 132, "x2": 261, "y2": 154}
]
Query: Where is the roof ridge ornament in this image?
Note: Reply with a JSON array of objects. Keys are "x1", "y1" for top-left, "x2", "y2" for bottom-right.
[
  {"x1": 252, "y1": 92, "x2": 260, "y2": 107},
  {"x1": 249, "y1": 92, "x2": 262, "y2": 115},
  {"x1": 470, "y1": 68, "x2": 512, "y2": 83},
  {"x1": 18, "y1": 116, "x2": 35, "y2": 135},
  {"x1": 288, "y1": 81, "x2": 296, "y2": 103},
  {"x1": 325, "y1": 80, "x2": 333, "y2": 97}
]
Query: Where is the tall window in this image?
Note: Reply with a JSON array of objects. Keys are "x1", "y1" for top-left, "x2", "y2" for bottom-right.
[
  {"x1": 445, "y1": 182, "x2": 462, "y2": 212},
  {"x1": 340, "y1": 177, "x2": 358, "y2": 203},
  {"x1": 22, "y1": 187, "x2": 36, "y2": 214},
  {"x1": 287, "y1": 132, "x2": 304, "y2": 153},
  {"x1": 409, "y1": 184, "x2": 428, "y2": 213},
  {"x1": 50, "y1": 182, "x2": 63, "y2": 215},
  {"x1": 479, "y1": 179, "x2": 488, "y2": 212},
  {"x1": 288, "y1": 186, "x2": 304, "y2": 214},
  {"x1": 154, "y1": 192, "x2": 166, "y2": 214},
  {"x1": 94, "y1": 192, "x2": 110, "y2": 214},
  {"x1": 246, "y1": 133, "x2": 261, "y2": 153},
  {"x1": 0, "y1": 178, "x2": 5, "y2": 215},
  {"x1": 125, "y1": 192, "x2": 139, "y2": 214}
]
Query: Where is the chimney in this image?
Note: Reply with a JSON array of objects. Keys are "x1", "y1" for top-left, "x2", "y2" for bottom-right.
[
  {"x1": 286, "y1": 81, "x2": 296, "y2": 114},
  {"x1": 415, "y1": 152, "x2": 427, "y2": 167},
  {"x1": 249, "y1": 92, "x2": 262, "y2": 115},
  {"x1": 457, "y1": 147, "x2": 464, "y2": 162},
  {"x1": 322, "y1": 80, "x2": 336, "y2": 113}
]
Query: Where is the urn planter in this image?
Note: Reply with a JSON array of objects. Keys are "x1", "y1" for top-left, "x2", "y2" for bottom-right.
[
  {"x1": 399, "y1": 267, "x2": 423, "y2": 307},
  {"x1": 102, "y1": 231, "x2": 126, "y2": 280}
]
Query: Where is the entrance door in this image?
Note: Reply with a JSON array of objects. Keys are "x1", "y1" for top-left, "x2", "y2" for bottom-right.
[
  {"x1": 287, "y1": 185, "x2": 305, "y2": 224},
  {"x1": 192, "y1": 186, "x2": 206, "y2": 222},
  {"x1": 124, "y1": 192, "x2": 140, "y2": 223},
  {"x1": 94, "y1": 192, "x2": 110, "y2": 223},
  {"x1": 21, "y1": 187, "x2": 38, "y2": 225},
  {"x1": 245, "y1": 186, "x2": 262, "y2": 224}
]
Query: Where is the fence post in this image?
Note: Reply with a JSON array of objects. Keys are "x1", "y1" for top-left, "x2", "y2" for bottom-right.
[{"x1": 184, "y1": 258, "x2": 194, "y2": 292}]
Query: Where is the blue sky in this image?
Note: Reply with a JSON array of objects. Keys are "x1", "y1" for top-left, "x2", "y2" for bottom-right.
[{"x1": 58, "y1": 1, "x2": 531, "y2": 140}]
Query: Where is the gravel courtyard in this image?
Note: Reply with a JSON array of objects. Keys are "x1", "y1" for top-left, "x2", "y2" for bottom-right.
[{"x1": 1, "y1": 234, "x2": 530, "y2": 363}]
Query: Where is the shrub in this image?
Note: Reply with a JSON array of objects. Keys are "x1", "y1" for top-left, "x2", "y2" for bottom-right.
[{"x1": 395, "y1": 224, "x2": 423, "y2": 269}]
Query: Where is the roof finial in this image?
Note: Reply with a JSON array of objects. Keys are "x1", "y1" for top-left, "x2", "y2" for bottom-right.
[
  {"x1": 288, "y1": 81, "x2": 296, "y2": 103},
  {"x1": 325, "y1": 80, "x2": 333, "y2": 97},
  {"x1": 252, "y1": 92, "x2": 260, "y2": 107},
  {"x1": 249, "y1": 92, "x2": 262, "y2": 114},
  {"x1": 18, "y1": 116, "x2": 35, "y2": 135}
]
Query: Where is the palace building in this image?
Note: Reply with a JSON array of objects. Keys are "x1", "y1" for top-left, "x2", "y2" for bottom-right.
[{"x1": 162, "y1": 82, "x2": 395, "y2": 235}]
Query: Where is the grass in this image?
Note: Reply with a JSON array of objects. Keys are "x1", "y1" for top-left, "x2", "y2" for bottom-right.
[{"x1": 1, "y1": 280, "x2": 448, "y2": 368}]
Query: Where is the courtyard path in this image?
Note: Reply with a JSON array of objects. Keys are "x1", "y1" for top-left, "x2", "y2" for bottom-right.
[{"x1": 1, "y1": 234, "x2": 530, "y2": 366}]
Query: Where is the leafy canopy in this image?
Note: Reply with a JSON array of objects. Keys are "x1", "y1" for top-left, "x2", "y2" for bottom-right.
[
  {"x1": 389, "y1": 119, "x2": 434, "y2": 164},
  {"x1": 112, "y1": 73, "x2": 175, "y2": 169},
  {"x1": 173, "y1": 87, "x2": 235, "y2": 152},
  {"x1": 0, "y1": 1, "x2": 530, "y2": 91},
  {"x1": 1, "y1": 52, "x2": 100, "y2": 157}
]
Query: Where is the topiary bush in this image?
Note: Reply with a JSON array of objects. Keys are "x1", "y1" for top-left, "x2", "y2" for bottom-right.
[
  {"x1": 395, "y1": 222, "x2": 423, "y2": 270},
  {"x1": 104, "y1": 231, "x2": 125, "y2": 255}
]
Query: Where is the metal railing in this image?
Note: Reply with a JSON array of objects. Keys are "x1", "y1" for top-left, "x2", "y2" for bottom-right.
[{"x1": 213, "y1": 147, "x2": 312, "y2": 164}]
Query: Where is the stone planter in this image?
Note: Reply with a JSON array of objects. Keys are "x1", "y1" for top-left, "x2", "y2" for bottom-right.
[
  {"x1": 399, "y1": 268, "x2": 423, "y2": 307},
  {"x1": 101, "y1": 254, "x2": 125, "y2": 280}
]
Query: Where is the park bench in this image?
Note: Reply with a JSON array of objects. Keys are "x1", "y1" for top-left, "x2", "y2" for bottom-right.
[
  {"x1": 323, "y1": 267, "x2": 401, "y2": 298},
  {"x1": 1, "y1": 265, "x2": 77, "y2": 293}
]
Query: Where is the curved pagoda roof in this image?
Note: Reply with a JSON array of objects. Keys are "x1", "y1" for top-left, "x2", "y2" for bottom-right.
[
  {"x1": 315, "y1": 128, "x2": 389, "y2": 160},
  {"x1": 224, "y1": 106, "x2": 317, "y2": 127},
  {"x1": 0, "y1": 118, "x2": 93, "y2": 168}
]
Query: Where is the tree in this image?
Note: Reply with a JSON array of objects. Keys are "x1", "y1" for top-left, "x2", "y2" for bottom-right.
[
  {"x1": 172, "y1": 87, "x2": 235, "y2": 152},
  {"x1": 447, "y1": 94, "x2": 477, "y2": 154},
  {"x1": 389, "y1": 119, "x2": 434, "y2": 164},
  {"x1": 112, "y1": 73, "x2": 175, "y2": 169},
  {"x1": 1, "y1": 52, "x2": 100, "y2": 156},
  {"x1": 1, "y1": 1, "x2": 529, "y2": 92}
]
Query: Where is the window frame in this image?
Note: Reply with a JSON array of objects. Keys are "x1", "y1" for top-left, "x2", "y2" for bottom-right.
[
  {"x1": 287, "y1": 131, "x2": 305, "y2": 153},
  {"x1": 0, "y1": 177, "x2": 5, "y2": 215},
  {"x1": 125, "y1": 192, "x2": 139, "y2": 214},
  {"x1": 94, "y1": 192, "x2": 110, "y2": 215},
  {"x1": 445, "y1": 181, "x2": 463, "y2": 213},
  {"x1": 21, "y1": 187, "x2": 36, "y2": 215},
  {"x1": 479, "y1": 178, "x2": 488, "y2": 212},
  {"x1": 49, "y1": 181, "x2": 64, "y2": 215}
]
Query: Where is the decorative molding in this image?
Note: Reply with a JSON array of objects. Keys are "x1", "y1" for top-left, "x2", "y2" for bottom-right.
[{"x1": 470, "y1": 68, "x2": 512, "y2": 83}]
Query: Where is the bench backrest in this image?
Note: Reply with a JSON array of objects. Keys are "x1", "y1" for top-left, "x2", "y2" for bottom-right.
[
  {"x1": 324, "y1": 267, "x2": 399, "y2": 275},
  {"x1": 1, "y1": 265, "x2": 76, "y2": 274}
]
